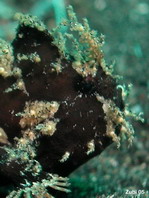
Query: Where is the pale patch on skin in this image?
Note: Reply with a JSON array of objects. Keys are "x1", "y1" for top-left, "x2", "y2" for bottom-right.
[
  {"x1": 96, "y1": 95, "x2": 134, "y2": 147},
  {"x1": 72, "y1": 60, "x2": 98, "y2": 78},
  {"x1": 0, "y1": 39, "x2": 14, "y2": 78},
  {"x1": 15, "y1": 101, "x2": 60, "y2": 143},
  {"x1": 0, "y1": 40, "x2": 29, "y2": 95},
  {"x1": 35, "y1": 119, "x2": 59, "y2": 136},
  {"x1": 51, "y1": 58, "x2": 63, "y2": 73},
  {"x1": 59, "y1": 151, "x2": 70, "y2": 163},
  {"x1": 17, "y1": 52, "x2": 41, "y2": 63},
  {"x1": 18, "y1": 101, "x2": 60, "y2": 128},
  {"x1": 86, "y1": 139, "x2": 95, "y2": 155},
  {"x1": 7, "y1": 173, "x2": 70, "y2": 198},
  {"x1": 12, "y1": 67, "x2": 22, "y2": 78},
  {"x1": 5, "y1": 79, "x2": 29, "y2": 95},
  {"x1": 23, "y1": 129, "x2": 36, "y2": 141},
  {"x1": 14, "y1": 13, "x2": 46, "y2": 32},
  {"x1": 0, "y1": 127, "x2": 10, "y2": 145}
]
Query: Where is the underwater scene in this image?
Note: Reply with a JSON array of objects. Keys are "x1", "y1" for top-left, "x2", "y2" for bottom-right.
[{"x1": 0, "y1": 0, "x2": 148, "y2": 197}]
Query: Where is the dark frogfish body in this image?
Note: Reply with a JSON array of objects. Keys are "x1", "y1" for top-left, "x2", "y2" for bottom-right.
[{"x1": 0, "y1": 6, "x2": 134, "y2": 198}]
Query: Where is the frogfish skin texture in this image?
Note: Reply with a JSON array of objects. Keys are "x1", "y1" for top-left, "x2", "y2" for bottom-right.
[{"x1": 0, "y1": 6, "x2": 134, "y2": 198}]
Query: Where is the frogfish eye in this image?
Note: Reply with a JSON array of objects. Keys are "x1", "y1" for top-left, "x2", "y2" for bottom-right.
[{"x1": 74, "y1": 75, "x2": 96, "y2": 94}]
